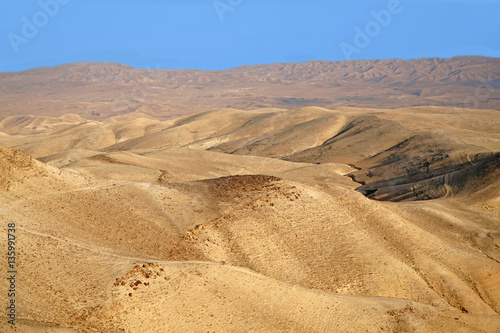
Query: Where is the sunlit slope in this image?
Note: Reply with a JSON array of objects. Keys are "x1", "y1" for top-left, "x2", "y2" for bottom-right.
[
  {"x1": 1, "y1": 146, "x2": 499, "y2": 332},
  {"x1": 1, "y1": 107, "x2": 499, "y2": 203}
]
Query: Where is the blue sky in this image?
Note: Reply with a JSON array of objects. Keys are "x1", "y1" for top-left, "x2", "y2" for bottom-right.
[{"x1": 0, "y1": 0, "x2": 499, "y2": 72}]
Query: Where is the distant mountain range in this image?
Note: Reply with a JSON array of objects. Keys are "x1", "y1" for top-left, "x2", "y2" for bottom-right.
[{"x1": 0, "y1": 56, "x2": 499, "y2": 120}]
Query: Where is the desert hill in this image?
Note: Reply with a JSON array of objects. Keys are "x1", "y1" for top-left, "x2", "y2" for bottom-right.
[
  {"x1": 0, "y1": 106, "x2": 499, "y2": 201},
  {"x1": 1, "y1": 145, "x2": 500, "y2": 332},
  {"x1": 0, "y1": 104, "x2": 499, "y2": 332},
  {"x1": 0, "y1": 56, "x2": 499, "y2": 120}
]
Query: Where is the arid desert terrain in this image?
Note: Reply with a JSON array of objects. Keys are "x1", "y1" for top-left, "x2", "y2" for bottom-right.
[{"x1": 0, "y1": 58, "x2": 499, "y2": 332}]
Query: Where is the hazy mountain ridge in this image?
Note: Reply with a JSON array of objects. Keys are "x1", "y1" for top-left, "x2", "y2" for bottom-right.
[
  {"x1": 0, "y1": 56, "x2": 499, "y2": 121},
  {"x1": 228, "y1": 56, "x2": 500, "y2": 83}
]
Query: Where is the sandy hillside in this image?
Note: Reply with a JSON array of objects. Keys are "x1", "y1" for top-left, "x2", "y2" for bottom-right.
[{"x1": 0, "y1": 106, "x2": 499, "y2": 332}]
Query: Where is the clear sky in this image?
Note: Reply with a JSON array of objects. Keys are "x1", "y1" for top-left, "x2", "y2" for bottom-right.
[{"x1": 1, "y1": 0, "x2": 499, "y2": 72}]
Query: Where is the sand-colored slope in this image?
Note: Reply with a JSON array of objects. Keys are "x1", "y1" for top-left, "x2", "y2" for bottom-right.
[
  {"x1": 105, "y1": 107, "x2": 333, "y2": 153},
  {"x1": 0, "y1": 107, "x2": 498, "y2": 203},
  {"x1": 0, "y1": 146, "x2": 54, "y2": 191},
  {"x1": 0, "y1": 117, "x2": 171, "y2": 158},
  {"x1": 2, "y1": 226, "x2": 498, "y2": 332},
  {"x1": 80, "y1": 262, "x2": 500, "y2": 333},
  {"x1": 1, "y1": 104, "x2": 499, "y2": 332},
  {"x1": 45, "y1": 148, "x2": 322, "y2": 183},
  {"x1": 0, "y1": 114, "x2": 86, "y2": 135},
  {"x1": 1, "y1": 145, "x2": 499, "y2": 332},
  {"x1": 284, "y1": 115, "x2": 414, "y2": 164},
  {"x1": 1, "y1": 107, "x2": 498, "y2": 204},
  {"x1": 208, "y1": 112, "x2": 347, "y2": 158},
  {"x1": 2, "y1": 122, "x2": 116, "y2": 158},
  {"x1": 166, "y1": 176, "x2": 500, "y2": 315},
  {"x1": 341, "y1": 129, "x2": 499, "y2": 200},
  {"x1": 104, "y1": 109, "x2": 257, "y2": 152}
]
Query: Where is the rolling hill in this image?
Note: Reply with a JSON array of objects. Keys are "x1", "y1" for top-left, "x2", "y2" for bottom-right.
[{"x1": 0, "y1": 103, "x2": 499, "y2": 332}]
